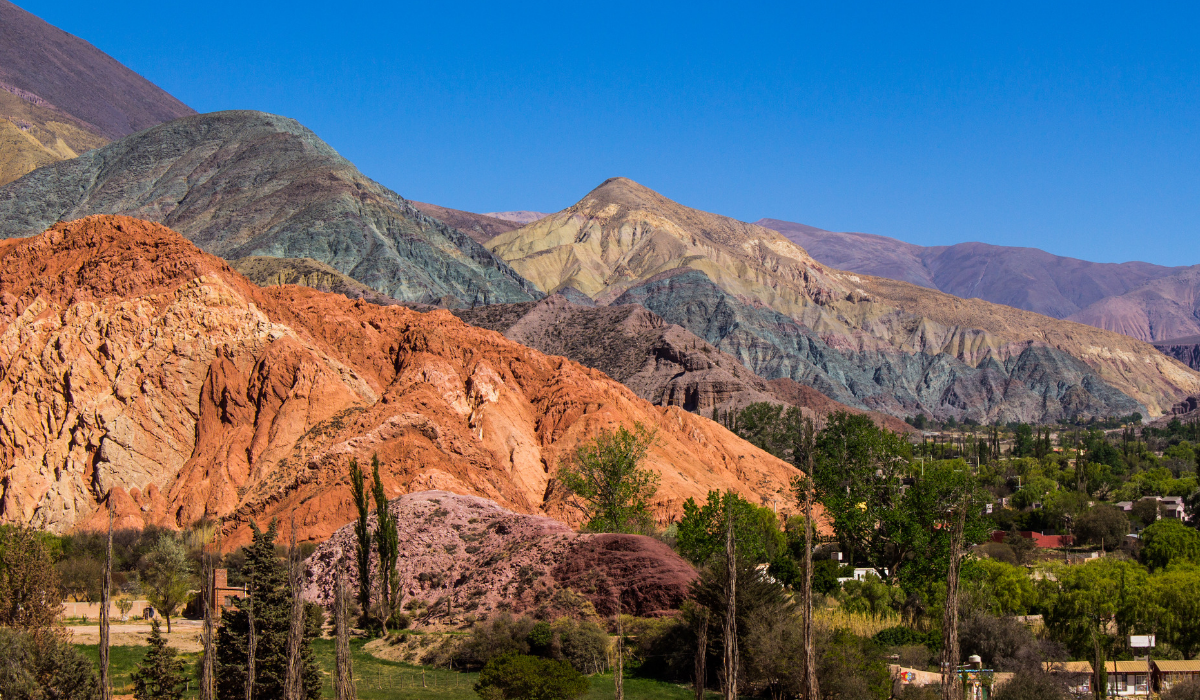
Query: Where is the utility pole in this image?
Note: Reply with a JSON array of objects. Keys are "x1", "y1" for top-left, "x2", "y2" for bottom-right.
[{"x1": 722, "y1": 508, "x2": 737, "y2": 700}]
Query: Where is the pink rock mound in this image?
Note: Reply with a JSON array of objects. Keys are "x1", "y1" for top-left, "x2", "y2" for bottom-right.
[{"x1": 303, "y1": 491, "x2": 696, "y2": 621}]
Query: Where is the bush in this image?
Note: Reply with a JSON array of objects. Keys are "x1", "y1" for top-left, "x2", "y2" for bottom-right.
[
  {"x1": 817, "y1": 628, "x2": 891, "y2": 700},
  {"x1": 1164, "y1": 679, "x2": 1200, "y2": 700},
  {"x1": 457, "y1": 612, "x2": 535, "y2": 668},
  {"x1": 959, "y1": 613, "x2": 1063, "y2": 673},
  {"x1": 474, "y1": 653, "x2": 589, "y2": 700},
  {"x1": 873, "y1": 626, "x2": 939, "y2": 649},
  {"x1": 0, "y1": 627, "x2": 99, "y2": 700}
]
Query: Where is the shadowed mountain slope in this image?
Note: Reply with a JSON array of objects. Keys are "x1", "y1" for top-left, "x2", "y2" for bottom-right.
[
  {"x1": 410, "y1": 201, "x2": 522, "y2": 244},
  {"x1": 0, "y1": 110, "x2": 540, "y2": 306},
  {"x1": 758, "y1": 218, "x2": 1184, "y2": 320},
  {"x1": 0, "y1": 215, "x2": 795, "y2": 542},
  {"x1": 1155, "y1": 335, "x2": 1200, "y2": 371},
  {"x1": 486, "y1": 178, "x2": 1200, "y2": 421}
]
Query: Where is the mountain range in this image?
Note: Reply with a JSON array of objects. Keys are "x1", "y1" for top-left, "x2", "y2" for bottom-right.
[
  {"x1": 0, "y1": 0, "x2": 194, "y2": 185},
  {"x1": 485, "y1": 177, "x2": 1199, "y2": 422},
  {"x1": 758, "y1": 218, "x2": 1200, "y2": 344},
  {"x1": 0, "y1": 110, "x2": 539, "y2": 306}
]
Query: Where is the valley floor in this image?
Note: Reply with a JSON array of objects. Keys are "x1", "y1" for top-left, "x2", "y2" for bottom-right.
[{"x1": 75, "y1": 638, "x2": 702, "y2": 700}]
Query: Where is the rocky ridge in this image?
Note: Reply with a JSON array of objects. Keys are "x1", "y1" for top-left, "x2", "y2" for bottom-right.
[
  {"x1": 0, "y1": 110, "x2": 540, "y2": 307},
  {"x1": 303, "y1": 491, "x2": 697, "y2": 620},
  {"x1": 485, "y1": 179, "x2": 1200, "y2": 421},
  {"x1": 0, "y1": 216, "x2": 797, "y2": 543},
  {"x1": 1154, "y1": 335, "x2": 1200, "y2": 371}
]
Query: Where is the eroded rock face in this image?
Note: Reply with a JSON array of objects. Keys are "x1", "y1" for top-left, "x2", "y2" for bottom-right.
[
  {"x1": 303, "y1": 491, "x2": 696, "y2": 620},
  {"x1": 0, "y1": 216, "x2": 797, "y2": 543}
]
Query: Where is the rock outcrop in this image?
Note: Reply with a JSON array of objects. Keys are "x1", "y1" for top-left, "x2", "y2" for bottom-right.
[
  {"x1": 486, "y1": 178, "x2": 1200, "y2": 421},
  {"x1": 0, "y1": 111, "x2": 541, "y2": 307},
  {"x1": 303, "y1": 491, "x2": 696, "y2": 620},
  {"x1": 1155, "y1": 335, "x2": 1200, "y2": 371},
  {"x1": 0, "y1": 216, "x2": 797, "y2": 543}
]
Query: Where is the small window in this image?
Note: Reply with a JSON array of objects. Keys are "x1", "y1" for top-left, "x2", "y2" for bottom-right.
[{"x1": 1135, "y1": 675, "x2": 1147, "y2": 693}]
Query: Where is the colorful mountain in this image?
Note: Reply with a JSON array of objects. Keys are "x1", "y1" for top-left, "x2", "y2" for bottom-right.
[
  {"x1": 485, "y1": 178, "x2": 1200, "y2": 421},
  {"x1": 0, "y1": 1, "x2": 194, "y2": 185},
  {"x1": 0, "y1": 111, "x2": 539, "y2": 306},
  {"x1": 0, "y1": 216, "x2": 796, "y2": 543}
]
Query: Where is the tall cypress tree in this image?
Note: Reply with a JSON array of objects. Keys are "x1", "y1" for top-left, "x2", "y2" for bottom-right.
[
  {"x1": 349, "y1": 458, "x2": 372, "y2": 626},
  {"x1": 215, "y1": 521, "x2": 321, "y2": 700},
  {"x1": 371, "y1": 454, "x2": 400, "y2": 634}
]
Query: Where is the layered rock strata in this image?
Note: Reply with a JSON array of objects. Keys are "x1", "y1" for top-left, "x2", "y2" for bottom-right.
[{"x1": 486, "y1": 178, "x2": 1200, "y2": 421}]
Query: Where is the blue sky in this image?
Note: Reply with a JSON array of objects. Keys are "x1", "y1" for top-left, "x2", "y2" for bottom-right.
[{"x1": 18, "y1": 1, "x2": 1200, "y2": 265}]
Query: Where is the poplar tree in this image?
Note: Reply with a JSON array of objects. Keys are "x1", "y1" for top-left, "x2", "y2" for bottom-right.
[
  {"x1": 349, "y1": 458, "x2": 372, "y2": 626},
  {"x1": 371, "y1": 455, "x2": 400, "y2": 634}
]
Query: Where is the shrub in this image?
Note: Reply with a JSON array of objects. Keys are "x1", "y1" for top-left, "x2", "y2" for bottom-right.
[
  {"x1": 1164, "y1": 680, "x2": 1200, "y2": 700},
  {"x1": 0, "y1": 627, "x2": 100, "y2": 700},
  {"x1": 457, "y1": 612, "x2": 535, "y2": 668},
  {"x1": 474, "y1": 653, "x2": 589, "y2": 700}
]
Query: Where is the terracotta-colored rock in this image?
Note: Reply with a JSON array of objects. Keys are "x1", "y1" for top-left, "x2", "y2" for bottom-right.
[{"x1": 0, "y1": 216, "x2": 799, "y2": 546}]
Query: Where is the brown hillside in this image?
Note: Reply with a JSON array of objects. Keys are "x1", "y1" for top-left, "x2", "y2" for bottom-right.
[{"x1": 0, "y1": 216, "x2": 797, "y2": 545}]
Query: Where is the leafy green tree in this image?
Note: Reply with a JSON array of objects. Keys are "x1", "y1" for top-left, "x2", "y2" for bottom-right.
[
  {"x1": 1150, "y1": 567, "x2": 1200, "y2": 659},
  {"x1": 728, "y1": 403, "x2": 804, "y2": 461},
  {"x1": 370, "y1": 455, "x2": 401, "y2": 634},
  {"x1": 1073, "y1": 506, "x2": 1129, "y2": 550},
  {"x1": 142, "y1": 534, "x2": 193, "y2": 633},
  {"x1": 215, "y1": 521, "x2": 322, "y2": 700},
  {"x1": 0, "y1": 526, "x2": 62, "y2": 629},
  {"x1": 810, "y1": 412, "x2": 912, "y2": 580},
  {"x1": 1141, "y1": 519, "x2": 1200, "y2": 570},
  {"x1": 131, "y1": 619, "x2": 186, "y2": 700},
  {"x1": 1013, "y1": 424, "x2": 1035, "y2": 457},
  {"x1": 675, "y1": 491, "x2": 784, "y2": 565},
  {"x1": 1044, "y1": 559, "x2": 1152, "y2": 697},
  {"x1": 0, "y1": 627, "x2": 99, "y2": 700},
  {"x1": 474, "y1": 653, "x2": 589, "y2": 700},
  {"x1": 557, "y1": 423, "x2": 659, "y2": 533},
  {"x1": 349, "y1": 457, "x2": 372, "y2": 626},
  {"x1": 963, "y1": 559, "x2": 1036, "y2": 616}
]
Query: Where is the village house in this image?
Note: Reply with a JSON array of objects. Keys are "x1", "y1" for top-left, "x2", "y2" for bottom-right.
[
  {"x1": 1042, "y1": 661, "x2": 1093, "y2": 696},
  {"x1": 1106, "y1": 660, "x2": 1151, "y2": 697},
  {"x1": 1153, "y1": 660, "x2": 1200, "y2": 693}
]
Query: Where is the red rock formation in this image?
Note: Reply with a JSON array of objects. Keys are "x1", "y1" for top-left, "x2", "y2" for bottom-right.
[{"x1": 0, "y1": 216, "x2": 799, "y2": 546}]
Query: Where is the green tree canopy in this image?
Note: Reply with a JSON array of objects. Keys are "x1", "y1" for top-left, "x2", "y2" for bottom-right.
[
  {"x1": 131, "y1": 619, "x2": 186, "y2": 700},
  {"x1": 557, "y1": 423, "x2": 659, "y2": 533},
  {"x1": 474, "y1": 653, "x2": 589, "y2": 700},
  {"x1": 1073, "y1": 506, "x2": 1129, "y2": 550},
  {"x1": 727, "y1": 402, "x2": 805, "y2": 461},
  {"x1": 675, "y1": 490, "x2": 785, "y2": 565},
  {"x1": 1141, "y1": 519, "x2": 1200, "y2": 570},
  {"x1": 215, "y1": 521, "x2": 322, "y2": 700},
  {"x1": 142, "y1": 534, "x2": 193, "y2": 633}
]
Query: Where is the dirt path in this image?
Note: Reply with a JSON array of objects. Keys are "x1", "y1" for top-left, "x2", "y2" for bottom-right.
[{"x1": 66, "y1": 620, "x2": 205, "y2": 652}]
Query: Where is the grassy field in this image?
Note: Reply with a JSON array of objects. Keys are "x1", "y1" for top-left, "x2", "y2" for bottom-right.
[{"x1": 76, "y1": 639, "x2": 699, "y2": 700}]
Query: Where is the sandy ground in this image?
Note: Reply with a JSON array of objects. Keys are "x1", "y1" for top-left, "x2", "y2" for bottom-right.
[{"x1": 66, "y1": 620, "x2": 205, "y2": 652}]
